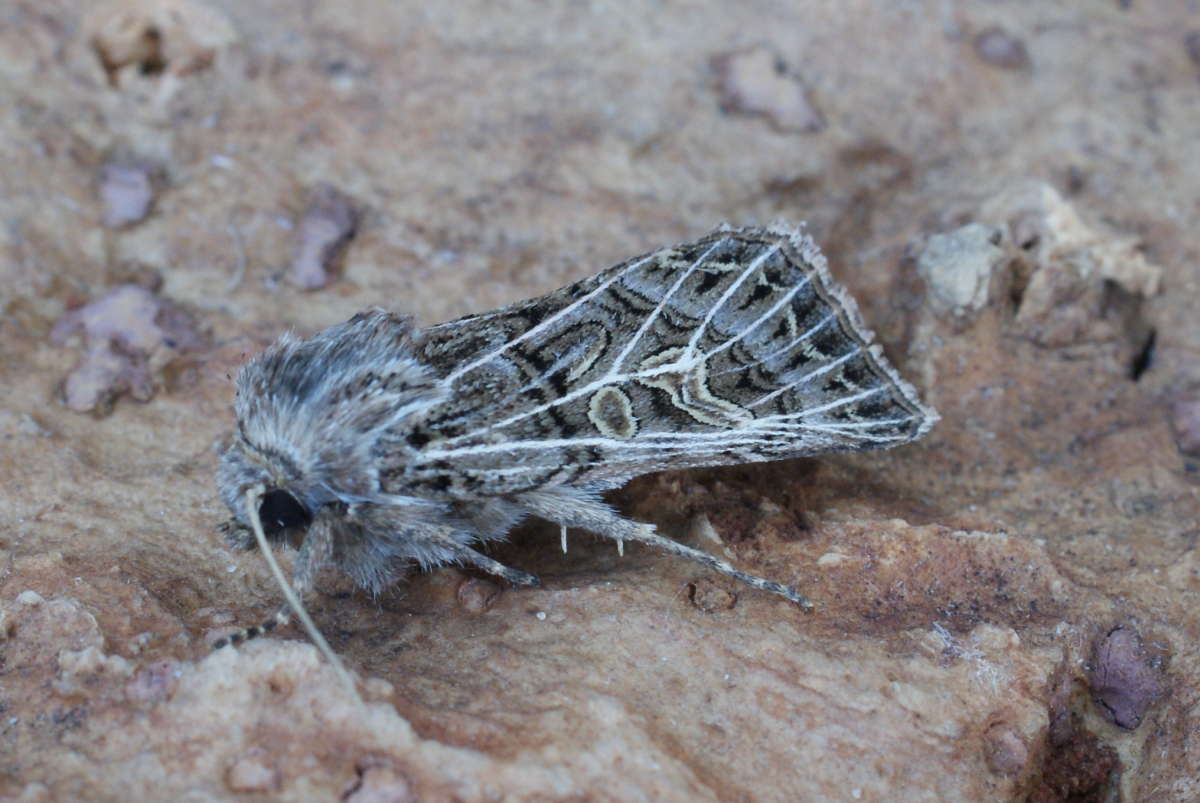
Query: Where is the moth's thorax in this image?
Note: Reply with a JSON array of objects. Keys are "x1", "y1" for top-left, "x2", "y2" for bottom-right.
[{"x1": 217, "y1": 310, "x2": 445, "y2": 523}]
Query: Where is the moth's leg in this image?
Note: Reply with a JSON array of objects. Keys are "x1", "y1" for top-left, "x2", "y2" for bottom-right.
[
  {"x1": 212, "y1": 519, "x2": 335, "y2": 648},
  {"x1": 457, "y1": 546, "x2": 542, "y2": 588},
  {"x1": 219, "y1": 518, "x2": 255, "y2": 551},
  {"x1": 421, "y1": 526, "x2": 542, "y2": 587},
  {"x1": 219, "y1": 518, "x2": 294, "y2": 552},
  {"x1": 516, "y1": 488, "x2": 812, "y2": 608}
]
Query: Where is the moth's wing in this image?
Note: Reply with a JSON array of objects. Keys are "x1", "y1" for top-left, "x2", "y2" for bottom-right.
[{"x1": 395, "y1": 224, "x2": 938, "y2": 497}]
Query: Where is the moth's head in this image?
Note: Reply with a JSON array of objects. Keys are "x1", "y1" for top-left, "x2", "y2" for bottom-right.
[
  {"x1": 216, "y1": 309, "x2": 445, "y2": 531},
  {"x1": 217, "y1": 436, "x2": 318, "y2": 536}
]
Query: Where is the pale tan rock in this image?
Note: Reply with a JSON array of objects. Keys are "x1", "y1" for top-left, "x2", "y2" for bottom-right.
[
  {"x1": 917, "y1": 223, "x2": 1006, "y2": 318},
  {"x1": 54, "y1": 645, "x2": 134, "y2": 696},
  {"x1": 980, "y1": 181, "x2": 1163, "y2": 347},
  {"x1": 85, "y1": 0, "x2": 235, "y2": 85},
  {"x1": 225, "y1": 749, "x2": 281, "y2": 793}
]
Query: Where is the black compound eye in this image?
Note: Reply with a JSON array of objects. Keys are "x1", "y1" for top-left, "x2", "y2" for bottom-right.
[{"x1": 258, "y1": 489, "x2": 312, "y2": 534}]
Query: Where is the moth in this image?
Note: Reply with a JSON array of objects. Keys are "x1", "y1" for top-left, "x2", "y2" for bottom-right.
[{"x1": 215, "y1": 223, "x2": 937, "y2": 666}]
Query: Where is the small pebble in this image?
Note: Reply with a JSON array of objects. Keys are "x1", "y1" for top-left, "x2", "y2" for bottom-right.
[{"x1": 974, "y1": 27, "x2": 1031, "y2": 70}]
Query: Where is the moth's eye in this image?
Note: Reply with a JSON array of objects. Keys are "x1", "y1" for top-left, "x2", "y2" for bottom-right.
[{"x1": 258, "y1": 489, "x2": 312, "y2": 534}]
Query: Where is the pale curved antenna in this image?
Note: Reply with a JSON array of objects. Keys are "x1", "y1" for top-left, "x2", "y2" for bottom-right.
[{"x1": 244, "y1": 488, "x2": 360, "y2": 700}]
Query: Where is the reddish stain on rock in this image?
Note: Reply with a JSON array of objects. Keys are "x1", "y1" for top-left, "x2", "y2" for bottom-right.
[
  {"x1": 983, "y1": 722, "x2": 1028, "y2": 777},
  {"x1": 1030, "y1": 726, "x2": 1120, "y2": 802}
]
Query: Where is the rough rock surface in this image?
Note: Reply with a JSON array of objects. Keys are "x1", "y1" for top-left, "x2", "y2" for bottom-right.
[{"x1": 1, "y1": 2, "x2": 1198, "y2": 801}]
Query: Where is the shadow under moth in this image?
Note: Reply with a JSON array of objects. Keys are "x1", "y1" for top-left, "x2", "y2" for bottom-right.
[{"x1": 216, "y1": 223, "x2": 938, "y2": 688}]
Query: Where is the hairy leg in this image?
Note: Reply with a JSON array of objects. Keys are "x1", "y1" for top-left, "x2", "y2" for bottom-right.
[
  {"x1": 422, "y1": 526, "x2": 542, "y2": 587},
  {"x1": 515, "y1": 488, "x2": 812, "y2": 608},
  {"x1": 218, "y1": 518, "x2": 255, "y2": 551},
  {"x1": 218, "y1": 518, "x2": 295, "y2": 551}
]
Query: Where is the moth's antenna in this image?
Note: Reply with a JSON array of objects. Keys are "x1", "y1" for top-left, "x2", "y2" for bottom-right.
[{"x1": 244, "y1": 488, "x2": 359, "y2": 699}]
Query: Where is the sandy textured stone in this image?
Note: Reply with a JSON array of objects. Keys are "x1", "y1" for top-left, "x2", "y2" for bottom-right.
[
  {"x1": 85, "y1": 0, "x2": 236, "y2": 86},
  {"x1": 1, "y1": 2, "x2": 1198, "y2": 801},
  {"x1": 978, "y1": 181, "x2": 1162, "y2": 348}
]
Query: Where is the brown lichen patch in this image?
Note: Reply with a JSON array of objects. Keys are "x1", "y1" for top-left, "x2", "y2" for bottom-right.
[{"x1": 1030, "y1": 726, "x2": 1121, "y2": 803}]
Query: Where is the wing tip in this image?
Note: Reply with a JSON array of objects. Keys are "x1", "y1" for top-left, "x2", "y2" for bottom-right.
[
  {"x1": 714, "y1": 221, "x2": 940, "y2": 442},
  {"x1": 863, "y1": 342, "x2": 941, "y2": 439},
  {"x1": 714, "y1": 220, "x2": 819, "y2": 256}
]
